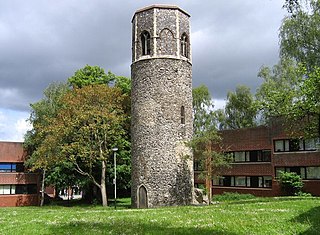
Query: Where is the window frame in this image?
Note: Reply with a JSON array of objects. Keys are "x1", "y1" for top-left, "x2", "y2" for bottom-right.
[
  {"x1": 275, "y1": 166, "x2": 320, "y2": 180},
  {"x1": 180, "y1": 33, "x2": 189, "y2": 58},
  {"x1": 274, "y1": 138, "x2": 318, "y2": 152},
  {"x1": 231, "y1": 150, "x2": 271, "y2": 163},
  {"x1": 141, "y1": 31, "x2": 151, "y2": 56},
  {"x1": 215, "y1": 175, "x2": 272, "y2": 188}
]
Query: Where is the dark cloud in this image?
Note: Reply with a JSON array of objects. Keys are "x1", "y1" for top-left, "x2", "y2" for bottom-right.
[{"x1": 0, "y1": 0, "x2": 285, "y2": 111}]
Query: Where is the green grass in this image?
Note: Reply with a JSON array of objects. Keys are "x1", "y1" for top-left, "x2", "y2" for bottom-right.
[{"x1": 0, "y1": 197, "x2": 319, "y2": 234}]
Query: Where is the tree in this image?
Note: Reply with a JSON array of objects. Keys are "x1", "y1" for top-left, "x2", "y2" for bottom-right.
[
  {"x1": 278, "y1": 171, "x2": 304, "y2": 196},
  {"x1": 191, "y1": 85, "x2": 231, "y2": 203},
  {"x1": 24, "y1": 82, "x2": 69, "y2": 206},
  {"x1": 223, "y1": 85, "x2": 257, "y2": 129},
  {"x1": 257, "y1": 58, "x2": 319, "y2": 139},
  {"x1": 280, "y1": 0, "x2": 320, "y2": 70},
  {"x1": 192, "y1": 85, "x2": 216, "y2": 135},
  {"x1": 256, "y1": 0, "x2": 320, "y2": 139},
  {"x1": 37, "y1": 85, "x2": 128, "y2": 206},
  {"x1": 68, "y1": 65, "x2": 116, "y2": 88}
]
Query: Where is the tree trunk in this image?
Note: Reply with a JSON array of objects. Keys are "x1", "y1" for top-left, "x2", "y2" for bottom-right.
[
  {"x1": 205, "y1": 144, "x2": 212, "y2": 205},
  {"x1": 40, "y1": 169, "x2": 46, "y2": 206},
  {"x1": 100, "y1": 160, "x2": 108, "y2": 207}
]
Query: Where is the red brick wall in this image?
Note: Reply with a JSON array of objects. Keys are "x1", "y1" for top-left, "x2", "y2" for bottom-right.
[
  {"x1": 0, "y1": 195, "x2": 39, "y2": 207},
  {"x1": 201, "y1": 126, "x2": 320, "y2": 197},
  {"x1": 0, "y1": 173, "x2": 39, "y2": 184},
  {"x1": 0, "y1": 142, "x2": 26, "y2": 162},
  {"x1": 218, "y1": 126, "x2": 271, "y2": 151},
  {"x1": 273, "y1": 152, "x2": 320, "y2": 166},
  {"x1": 220, "y1": 163, "x2": 273, "y2": 176},
  {"x1": 212, "y1": 187, "x2": 275, "y2": 197},
  {"x1": 303, "y1": 181, "x2": 320, "y2": 196},
  {"x1": 0, "y1": 142, "x2": 41, "y2": 206}
]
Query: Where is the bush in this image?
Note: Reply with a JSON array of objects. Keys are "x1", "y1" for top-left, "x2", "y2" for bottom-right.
[
  {"x1": 295, "y1": 191, "x2": 312, "y2": 197},
  {"x1": 278, "y1": 171, "x2": 304, "y2": 196},
  {"x1": 213, "y1": 192, "x2": 255, "y2": 201}
]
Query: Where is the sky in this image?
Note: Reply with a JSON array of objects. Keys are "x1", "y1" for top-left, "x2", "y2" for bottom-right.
[{"x1": 0, "y1": 0, "x2": 286, "y2": 142}]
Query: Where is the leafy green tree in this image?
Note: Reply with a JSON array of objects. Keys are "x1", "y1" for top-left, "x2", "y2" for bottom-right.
[
  {"x1": 191, "y1": 85, "x2": 231, "y2": 203},
  {"x1": 278, "y1": 171, "x2": 304, "y2": 196},
  {"x1": 192, "y1": 85, "x2": 216, "y2": 135},
  {"x1": 257, "y1": 60, "x2": 319, "y2": 138},
  {"x1": 257, "y1": 0, "x2": 320, "y2": 138},
  {"x1": 223, "y1": 85, "x2": 257, "y2": 129},
  {"x1": 280, "y1": 0, "x2": 320, "y2": 70},
  {"x1": 36, "y1": 85, "x2": 128, "y2": 206},
  {"x1": 24, "y1": 82, "x2": 70, "y2": 206},
  {"x1": 69, "y1": 65, "x2": 132, "y2": 195},
  {"x1": 68, "y1": 65, "x2": 116, "y2": 88}
]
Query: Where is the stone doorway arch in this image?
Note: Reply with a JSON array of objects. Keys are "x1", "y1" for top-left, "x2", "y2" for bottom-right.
[{"x1": 138, "y1": 185, "x2": 148, "y2": 208}]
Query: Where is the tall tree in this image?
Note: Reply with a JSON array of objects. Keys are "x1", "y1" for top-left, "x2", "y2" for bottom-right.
[
  {"x1": 280, "y1": 0, "x2": 320, "y2": 70},
  {"x1": 257, "y1": 59, "x2": 320, "y2": 138},
  {"x1": 68, "y1": 65, "x2": 116, "y2": 88},
  {"x1": 223, "y1": 85, "x2": 257, "y2": 129},
  {"x1": 256, "y1": 0, "x2": 320, "y2": 139},
  {"x1": 191, "y1": 85, "x2": 231, "y2": 203},
  {"x1": 192, "y1": 85, "x2": 216, "y2": 135},
  {"x1": 36, "y1": 85, "x2": 128, "y2": 206},
  {"x1": 24, "y1": 82, "x2": 70, "y2": 206}
]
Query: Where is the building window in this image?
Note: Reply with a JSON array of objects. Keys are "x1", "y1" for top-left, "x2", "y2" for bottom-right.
[
  {"x1": 0, "y1": 163, "x2": 24, "y2": 172},
  {"x1": 193, "y1": 160, "x2": 203, "y2": 171},
  {"x1": 274, "y1": 138, "x2": 317, "y2": 152},
  {"x1": 306, "y1": 167, "x2": 320, "y2": 179},
  {"x1": 180, "y1": 33, "x2": 189, "y2": 58},
  {"x1": 180, "y1": 106, "x2": 185, "y2": 124},
  {"x1": 216, "y1": 176, "x2": 272, "y2": 188},
  {"x1": 234, "y1": 151, "x2": 249, "y2": 162},
  {"x1": 141, "y1": 31, "x2": 151, "y2": 55},
  {"x1": 276, "y1": 166, "x2": 320, "y2": 180},
  {"x1": 231, "y1": 150, "x2": 271, "y2": 162},
  {"x1": 235, "y1": 176, "x2": 247, "y2": 187},
  {"x1": 0, "y1": 184, "x2": 37, "y2": 195}
]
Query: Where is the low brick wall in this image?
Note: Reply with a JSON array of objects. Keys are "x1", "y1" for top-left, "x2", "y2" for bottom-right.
[{"x1": 0, "y1": 194, "x2": 39, "y2": 207}]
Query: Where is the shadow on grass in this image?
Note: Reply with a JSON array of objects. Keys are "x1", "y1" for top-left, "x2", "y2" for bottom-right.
[
  {"x1": 292, "y1": 206, "x2": 320, "y2": 235},
  {"x1": 47, "y1": 198, "x2": 131, "y2": 209},
  {"x1": 48, "y1": 220, "x2": 238, "y2": 235},
  {"x1": 221, "y1": 196, "x2": 320, "y2": 205}
]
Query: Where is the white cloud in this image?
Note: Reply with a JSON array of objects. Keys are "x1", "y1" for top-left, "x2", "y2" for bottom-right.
[
  {"x1": 0, "y1": 109, "x2": 30, "y2": 142},
  {"x1": 13, "y1": 118, "x2": 32, "y2": 142},
  {"x1": 213, "y1": 99, "x2": 226, "y2": 111}
]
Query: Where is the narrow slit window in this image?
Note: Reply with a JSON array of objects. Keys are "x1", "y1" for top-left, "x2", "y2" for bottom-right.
[
  {"x1": 181, "y1": 106, "x2": 185, "y2": 124},
  {"x1": 141, "y1": 31, "x2": 151, "y2": 55},
  {"x1": 180, "y1": 33, "x2": 188, "y2": 58}
]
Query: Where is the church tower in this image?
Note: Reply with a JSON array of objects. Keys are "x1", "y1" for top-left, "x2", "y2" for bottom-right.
[{"x1": 131, "y1": 5, "x2": 193, "y2": 208}]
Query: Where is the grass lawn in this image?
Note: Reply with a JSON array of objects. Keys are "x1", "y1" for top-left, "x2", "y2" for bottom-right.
[{"x1": 0, "y1": 197, "x2": 319, "y2": 234}]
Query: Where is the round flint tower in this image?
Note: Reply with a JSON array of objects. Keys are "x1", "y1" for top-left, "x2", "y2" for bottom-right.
[{"x1": 131, "y1": 5, "x2": 193, "y2": 208}]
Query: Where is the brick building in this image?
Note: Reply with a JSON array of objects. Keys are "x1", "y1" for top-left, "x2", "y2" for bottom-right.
[
  {"x1": 194, "y1": 125, "x2": 320, "y2": 197},
  {"x1": 0, "y1": 142, "x2": 40, "y2": 206}
]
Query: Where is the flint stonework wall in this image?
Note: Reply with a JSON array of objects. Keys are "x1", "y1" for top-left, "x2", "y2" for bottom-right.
[{"x1": 131, "y1": 5, "x2": 193, "y2": 208}]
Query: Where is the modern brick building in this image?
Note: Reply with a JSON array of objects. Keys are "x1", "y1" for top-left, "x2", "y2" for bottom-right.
[
  {"x1": 0, "y1": 142, "x2": 40, "y2": 206},
  {"x1": 194, "y1": 125, "x2": 320, "y2": 197}
]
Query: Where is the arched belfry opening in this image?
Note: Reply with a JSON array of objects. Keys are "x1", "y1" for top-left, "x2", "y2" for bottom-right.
[
  {"x1": 159, "y1": 28, "x2": 175, "y2": 55},
  {"x1": 180, "y1": 33, "x2": 189, "y2": 58},
  {"x1": 141, "y1": 31, "x2": 151, "y2": 55},
  {"x1": 138, "y1": 185, "x2": 148, "y2": 208}
]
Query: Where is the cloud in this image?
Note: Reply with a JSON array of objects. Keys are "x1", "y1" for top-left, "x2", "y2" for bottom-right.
[{"x1": 0, "y1": 109, "x2": 30, "y2": 142}]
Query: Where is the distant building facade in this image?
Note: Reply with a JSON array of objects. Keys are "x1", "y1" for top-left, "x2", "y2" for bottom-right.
[
  {"x1": 194, "y1": 125, "x2": 320, "y2": 197},
  {"x1": 0, "y1": 142, "x2": 40, "y2": 206}
]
